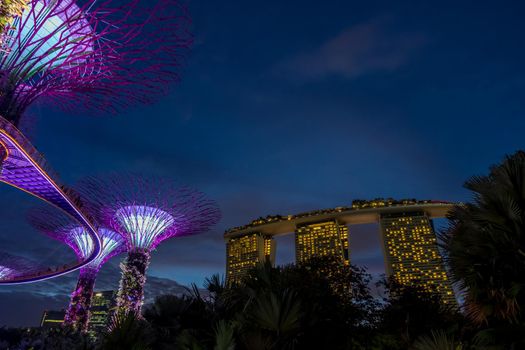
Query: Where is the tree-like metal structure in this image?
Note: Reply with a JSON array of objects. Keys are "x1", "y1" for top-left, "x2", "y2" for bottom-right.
[
  {"x1": 0, "y1": 0, "x2": 190, "y2": 283},
  {"x1": 76, "y1": 174, "x2": 221, "y2": 314},
  {"x1": 29, "y1": 207, "x2": 125, "y2": 331},
  {"x1": 0, "y1": 251, "x2": 40, "y2": 280},
  {"x1": 0, "y1": 0, "x2": 191, "y2": 126}
]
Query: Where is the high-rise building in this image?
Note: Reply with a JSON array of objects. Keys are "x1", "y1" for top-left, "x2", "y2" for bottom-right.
[
  {"x1": 226, "y1": 232, "x2": 276, "y2": 284},
  {"x1": 224, "y1": 199, "x2": 457, "y2": 304},
  {"x1": 40, "y1": 310, "x2": 65, "y2": 328},
  {"x1": 295, "y1": 220, "x2": 349, "y2": 265},
  {"x1": 88, "y1": 290, "x2": 117, "y2": 336},
  {"x1": 379, "y1": 211, "x2": 456, "y2": 305}
]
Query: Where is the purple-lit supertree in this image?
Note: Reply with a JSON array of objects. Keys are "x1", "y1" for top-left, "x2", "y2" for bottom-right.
[
  {"x1": 0, "y1": 251, "x2": 40, "y2": 281},
  {"x1": 76, "y1": 174, "x2": 221, "y2": 314},
  {"x1": 29, "y1": 207, "x2": 126, "y2": 330},
  {"x1": 0, "y1": 0, "x2": 191, "y2": 127}
]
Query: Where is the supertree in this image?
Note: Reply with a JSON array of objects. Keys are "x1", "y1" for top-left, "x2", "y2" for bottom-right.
[
  {"x1": 0, "y1": 0, "x2": 190, "y2": 283},
  {"x1": 0, "y1": 251, "x2": 40, "y2": 281},
  {"x1": 29, "y1": 207, "x2": 126, "y2": 330},
  {"x1": 0, "y1": 0, "x2": 191, "y2": 127},
  {"x1": 76, "y1": 174, "x2": 221, "y2": 314}
]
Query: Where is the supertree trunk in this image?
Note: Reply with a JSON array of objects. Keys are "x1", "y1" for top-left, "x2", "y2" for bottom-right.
[
  {"x1": 116, "y1": 250, "x2": 151, "y2": 315},
  {"x1": 64, "y1": 267, "x2": 97, "y2": 331}
]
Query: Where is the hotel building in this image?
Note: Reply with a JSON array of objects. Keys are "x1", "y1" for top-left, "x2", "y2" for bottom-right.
[
  {"x1": 224, "y1": 199, "x2": 457, "y2": 305},
  {"x1": 295, "y1": 220, "x2": 349, "y2": 265},
  {"x1": 226, "y1": 232, "x2": 276, "y2": 284},
  {"x1": 88, "y1": 290, "x2": 117, "y2": 336},
  {"x1": 380, "y1": 211, "x2": 456, "y2": 305}
]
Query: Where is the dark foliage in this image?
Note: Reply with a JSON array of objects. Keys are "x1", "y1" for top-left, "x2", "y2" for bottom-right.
[
  {"x1": 4, "y1": 152, "x2": 525, "y2": 349},
  {"x1": 372, "y1": 278, "x2": 464, "y2": 349},
  {"x1": 442, "y1": 150, "x2": 525, "y2": 348},
  {"x1": 0, "y1": 326, "x2": 95, "y2": 350}
]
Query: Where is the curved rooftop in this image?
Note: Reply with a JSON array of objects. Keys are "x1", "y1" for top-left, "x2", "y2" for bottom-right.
[
  {"x1": 0, "y1": 115, "x2": 100, "y2": 284},
  {"x1": 224, "y1": 199, "x2": 455, "y2": 239}
]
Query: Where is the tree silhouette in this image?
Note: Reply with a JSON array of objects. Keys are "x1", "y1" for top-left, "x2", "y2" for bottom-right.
[{"x1": 442, "y1": 150, "x2": 525, "y2": 347}]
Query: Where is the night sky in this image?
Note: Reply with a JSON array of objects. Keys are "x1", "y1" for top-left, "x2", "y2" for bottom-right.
[{"x1": 1, "y1": 0, "x2": 524, "y2": 326}]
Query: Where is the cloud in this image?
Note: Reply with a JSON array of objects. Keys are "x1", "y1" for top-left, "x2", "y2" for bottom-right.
[
  {"x1": 283, "y1": 17, "x2": 425, "y2": 80},
  {"x1": 0, "y1": 261, "x2": 189, "y2": 327}
]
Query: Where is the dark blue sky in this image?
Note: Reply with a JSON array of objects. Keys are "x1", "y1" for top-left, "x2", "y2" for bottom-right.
[{"x1": 1, "y1": 0, "x2": 525, "y2": 326}]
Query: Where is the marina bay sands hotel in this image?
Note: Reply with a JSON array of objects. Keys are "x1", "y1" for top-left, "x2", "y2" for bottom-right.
[{"x1": 224, "y1": 198, "x2": 457, "y2": 305}]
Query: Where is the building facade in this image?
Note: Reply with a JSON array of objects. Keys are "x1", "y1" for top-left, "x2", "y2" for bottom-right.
[
  {"x1": 88, "y1": 290, "x2": 117, "y2": 336},
  {"x1": 295, "y1": 220, "x2": 349, "y2": 265},
  {"x1": 40, "y1": 310, "x2": 65, "y2": 328},
  {"x1": 224, "y1": 199, "x2": 457, "y2": 304},
  {"x1": 379, "y1": 211, "x2": 456, "y2": 305},
  {"x1": 226, "y1": 232, "x2": 276, "y2": 284}
]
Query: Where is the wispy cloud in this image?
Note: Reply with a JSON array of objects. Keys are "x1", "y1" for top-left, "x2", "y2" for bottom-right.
[
  {"x1": 0, "y1": 261, "x2": 189, "y2": 327},
  {"x1": 283, "y1": 17, "x2": 425, "y2": 80}
]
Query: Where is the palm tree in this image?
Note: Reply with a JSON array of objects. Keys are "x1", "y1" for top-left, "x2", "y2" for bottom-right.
[
  {"x1": 143, "y1": 292, "x2": 215, "y2": 349},
  {"x1": 442, "y1": 151, "x2": 525, "y2": 326},
  {"x1": 213, "y1": 320, "x2": 236, "y2": 350},
  {"x1": 250, "y1": 289, "x2": 302, "y2": 337},
  {"x1": 412, "y1": 330, "x2": 461, "y2": 350},
  {"x1": 205, "y1": 274, "x2": 226, "y2": 298},
  {"x1": 100, "y1": 311, "x2": 153, "y2": 350},
  {"x1": 143, "y1": 294, "x2": 191, "y2": 335}
]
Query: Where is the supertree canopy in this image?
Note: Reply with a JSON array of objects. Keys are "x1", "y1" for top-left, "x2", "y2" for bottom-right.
[
  {"x1": 0, "y1": 0, "x2": 191, "y2": 126},
  {"x1": 76, "y1": 174, "x2": 221, "y2": 314},
  {"x1": 0, "y1": 251, "x2": 40, "y2": 281},
  {"x1": 30, "y1": 206, "x2": 125, "y2": 330}
]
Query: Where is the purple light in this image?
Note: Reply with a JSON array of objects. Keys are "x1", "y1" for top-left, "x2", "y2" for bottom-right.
[
  {"x1": 0, "y1": 116, "x2": 101, "y2": 284},
  {"x1": 61, "y1": 227, "x2": 125, "y2": 331},
  {"x1": 0, "y1": 251, "x2": 41, "y2": 281},
  {"x1": 64, "y1": 268, "x2": 97, "y2": 331},
  {"x1": 0, "y1": 0, "x2": 192, "y2": 126},
  {"x1": 30, "y1": 207, "x2": 126, "y2": 330},
  {"x1": 30, "y1": 206, "x2": 125, "y2": 269},
  {"x1": 66, "y1": 227, "x2": 95, "y2": 260},
  {"x1": 0, "y1": 0, "x2": 189, "y2": 283},
  {"x1": 88, "y1": 228, "x2": 126, "y2": 270},
  {"x1": 115, "y1": 205, "x2": 174, "y2": 250},
  {"x1": 0, "y1": 266, "x2": 15, "y2": 279},
  {"x1": 76, "y1": 174, "x2": 221, "y2": 314},
  {"x1": 7, "y1": 0, "x2": 95, "y2": 74},
  {"x1": 78, "y1": 174, "x2": 221, "y2": 252}
]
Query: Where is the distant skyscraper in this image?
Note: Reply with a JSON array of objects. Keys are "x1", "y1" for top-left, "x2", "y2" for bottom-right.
[
  {"x1": 226, "y1": 232, "x2": 276, "y2": 284},
  {"x1": 40, "y1": 310, "x2": 65, "y2": 328},
  {"x1": 295, "y1": 220, "x2": 349, "y2": 265},
  {"x1": 379, "y1": 211, "x2": 456, "y2": 305},
  {"x1": 88, "y1": 290, "x2": 117, "y2": 336}
]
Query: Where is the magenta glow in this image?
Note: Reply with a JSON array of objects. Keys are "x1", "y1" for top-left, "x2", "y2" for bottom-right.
[{"x1": 0, "y1": 0, "x2": 192, "y2": 126}]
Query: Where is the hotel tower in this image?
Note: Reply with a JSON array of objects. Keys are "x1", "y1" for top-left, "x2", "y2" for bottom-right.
[{"x1": 225, "y1": 199, "x2": 457, "y2": 305}]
